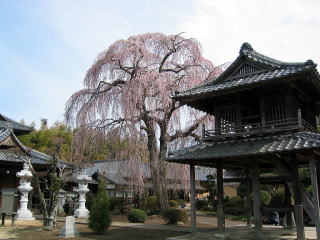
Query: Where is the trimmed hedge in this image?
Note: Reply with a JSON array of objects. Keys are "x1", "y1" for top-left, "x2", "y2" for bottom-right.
[
  {"x1": 163, "y1": 208, "x2": 188, "y2": 224},
  {"x1": 196, "y1": 199, "x2": 208, "y2": 210},
  {"x1": 168, "y1": 200, "x2": 180, "y2": 208},
  {"x1": 269, "y1": 188, "x2": 286, "y2": 207},
  {"x1": 109, "y1": 197, "x2": 124, "y2": 211},
  {"x1": 128, "y1": 209, "x2": 147, "y2": 223}
]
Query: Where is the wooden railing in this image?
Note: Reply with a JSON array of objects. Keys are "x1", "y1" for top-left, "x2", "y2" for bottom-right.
[{"x1": 203, "y1": 114, "x2": 316, "y2": 141}]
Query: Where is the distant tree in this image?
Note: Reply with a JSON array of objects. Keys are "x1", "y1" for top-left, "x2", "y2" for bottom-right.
[
  {"x1": 18, "y1": 122, "x2": 73, "y2": 161},
  {"x1": 19, "y1": 119, "x2": 26, "y2": 125},
  {"x1": 66, "y1": 33, "x2": 221, "y2": 211},
  {"x1": 40, "y1": 118, "x2": 48, "y2": 130}
]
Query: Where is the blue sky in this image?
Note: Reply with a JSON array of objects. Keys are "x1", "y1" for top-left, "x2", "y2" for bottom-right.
[{"x1": 1, "y1": 0, "x2": 320, "y2": 128}]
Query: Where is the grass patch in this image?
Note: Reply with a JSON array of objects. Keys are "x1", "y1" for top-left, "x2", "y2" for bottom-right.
[{"x1": 201, "y1": 210, "x2": 253, "y2": 222}]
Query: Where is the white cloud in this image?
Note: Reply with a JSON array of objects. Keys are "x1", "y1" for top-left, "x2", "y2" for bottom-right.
[{"x1": 179, "y1": 0, "x2": 320, "y2": 66}]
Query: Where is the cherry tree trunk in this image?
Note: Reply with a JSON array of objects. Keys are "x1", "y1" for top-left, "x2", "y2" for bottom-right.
[{"x1": 147, "y1": 129, "x2": 169, "y2": 212}]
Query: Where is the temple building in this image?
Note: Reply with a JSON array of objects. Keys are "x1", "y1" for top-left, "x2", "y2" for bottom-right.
[
  {"x1": 167, "y1": 43, "x2": 320, "y2": 239},
  {"x1": 0, "y1": 114, "x2": 51, "y2": 191}
]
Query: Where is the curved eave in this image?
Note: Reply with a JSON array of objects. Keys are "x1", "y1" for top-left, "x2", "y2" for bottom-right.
[{"x1": 174, "y1": 67, "x2": 318, "y2": 105}]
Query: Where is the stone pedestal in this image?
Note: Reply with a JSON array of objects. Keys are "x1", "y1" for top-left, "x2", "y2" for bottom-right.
[
  {"x1": 74, "y1": 169, "x2": 91, "y2": 218},
  {"x1": 60, "y1": 216, "x2": 78, "y2": 238},
  {"x1": 16, "y1": 163, "x2": 35, "y2": 220},
  {"x1": 57, "y1": 190, "x2": 66, "y2": 216}
]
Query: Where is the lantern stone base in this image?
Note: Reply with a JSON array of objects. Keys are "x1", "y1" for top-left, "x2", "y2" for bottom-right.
[
  {"x1": 17, "y1": 209, "x2": 35, "y2": 221},
  {"x1": 74, "y1": 208, "x2": 89, "y2": 218}
]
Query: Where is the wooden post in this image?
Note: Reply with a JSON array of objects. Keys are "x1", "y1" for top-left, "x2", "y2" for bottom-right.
[
  {"x1": 201, "y1": 124, "x2": 205, "y2": 142},
  {"x1": 216, "y1": 160, "x2": 225, "y2": 231},
  {"x1": 291, "y1": 153, "x2": 305, "y2": 240},
  {"x1": 309, "y1": 152, "x2": 320, "y2": 239},
  {"x1": 245, "y1": 175, "x2": 252, "y2": 227},
  {"x1": 190, "y1": 164, "x2": 197, "y2": 234},
  {"x1": 252, "y1": 159, "x2": 262, "y2": 235},
  {"x1": 284, "y1": 183, "x2": 293, "y2": 229},
  {"x1": 297, "y1": 109, "x2": 302, "y2": 128}
]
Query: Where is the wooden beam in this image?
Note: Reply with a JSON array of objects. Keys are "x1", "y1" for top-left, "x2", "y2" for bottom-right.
[
  {"x1": 223, "y1": 176, "x2": 292, "y2": 183},
  {"x1": 252, "y1": 159, "x2": 262, "y2": 235},
  {"x1": 216, "y1": 160, "x2": 225, "y2": 232},
  {"x1": 189, "y1": 164, "x2": 197, "y2": 234},
  {"x1": 309, "y1": 152, "x2": 320, "y2": 239},
  {"x1": 246, "y1": 172, "x2": 252, "y2": 227},
  {"x1": 284, "y1": 183, "x2": 293, "y2": 229},
  {"x1": 291, "y1": 153, "x2": 305, "y2": 240}
]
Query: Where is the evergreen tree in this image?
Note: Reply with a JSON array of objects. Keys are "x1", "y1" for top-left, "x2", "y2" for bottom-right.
[{"x1": 88, "y1": 178, "x2": 111, "y2": 233}]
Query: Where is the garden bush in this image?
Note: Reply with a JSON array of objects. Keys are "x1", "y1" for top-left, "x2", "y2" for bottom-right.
[
  {"x1": 251, "y1": 190, "x2": 271, "y2": 206},
  {"x1": 144, "y1": 196, "x2": 159, "y2": 214},
  {"x1": 306, "y1": 185, "x2": 313, "y2": 196},
  {"x1": 163, "y1": 208, "x2": 188, "y2": 224},
  {"x1": 260, "y1": 190, "x2": 271, "y2": 206},
  {"x1": 269, "y1": 187, "x2": 286, "y2": 207},
  {"x1": 224, "y1": 196, "x2": 245, "y2": 215},
  {"x1": 196, "y1": 199, "x2": 208, "y2": 210},
  {"x1": 88, "y1": 180, "x2": 111, "y2": 233},
  {"x1": 168, "y1": 200, "x2": 180, "y2": 208},
  {"x1": 224, "y1": 196, "x2": 244, "y2": 207},
  {"x1": 109, "y1": 197, "x2": 124, "y2": 211},
  {"x1": 86, "y1": 192, "x2": 96, "y2": 211},
  {"x1": 127, "y1": 209, "x2": 147, "y2": 223}
]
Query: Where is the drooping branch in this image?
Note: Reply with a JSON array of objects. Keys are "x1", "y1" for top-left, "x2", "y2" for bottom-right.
[{"x1": 168, "y1": 116, "x2": 207, "y2": 142}]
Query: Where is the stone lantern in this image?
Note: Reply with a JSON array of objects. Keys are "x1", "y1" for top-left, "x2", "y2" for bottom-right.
[
  {"x1": 74, "y1": 169, "x2": 91, "y2": 218},
  {"x1": 57, "y1": 189, "x2": 66, "y2": 215},
  {"x1": 16, "y1": 163, "x2": 35, "y2": 220}
]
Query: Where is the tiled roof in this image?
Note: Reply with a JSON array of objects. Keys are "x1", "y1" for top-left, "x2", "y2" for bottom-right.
[
  {"x1": 86, "y1": 160, "x2": 210, "y2": 184},
  {"x1": 177, "y1": 66, "x2": 313, "y2": 98},
  {"x1": 174, "y1": 43, "x2": 318, "y2": 100},
  {"x1": 0, "y1": 114, "x2": 33, "y2": 135},
  {"x1": 167, "y1": 132, "x2": 320, "y2": 162},
  {"x1": 0, "y1": 120, "x2": 51, "y2": 165}
]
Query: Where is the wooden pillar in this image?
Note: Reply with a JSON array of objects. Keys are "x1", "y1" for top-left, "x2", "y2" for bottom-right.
[
  {"x1": 252, "y1": 159, "x2": 262, "y2": 234},
  {"x1": 216, "y1": 160, "x2": 225, "y2": 231},
  {"x1": 190, "y1": 164, "x2": 197, "y2": 234},
  {"x1": 245, "y1": 175, "x2": 252, "y2": 227},
  {"x1": 309, "y1": 152, "x2": 320, "y2": 239},
  {"x1": 291, "y1": 153, "x2": 305, "y2": 240},
  {"x1": 284, "y1": 183, "x2": 293, "y2": 229}
]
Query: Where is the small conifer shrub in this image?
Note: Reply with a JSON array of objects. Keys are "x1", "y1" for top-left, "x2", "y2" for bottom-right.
[{"x1": 88, "y1": 179, "x2": 111, "y2": 233}]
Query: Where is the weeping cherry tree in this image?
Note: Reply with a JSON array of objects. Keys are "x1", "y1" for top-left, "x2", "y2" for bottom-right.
[{"x1": 65, "y1": 33, "x2": 221, "y2": 211}]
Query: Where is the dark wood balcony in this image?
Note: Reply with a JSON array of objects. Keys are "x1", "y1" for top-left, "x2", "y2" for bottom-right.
[{"x1": 202, "y1": 115, "x2": 317, "y2": 141}]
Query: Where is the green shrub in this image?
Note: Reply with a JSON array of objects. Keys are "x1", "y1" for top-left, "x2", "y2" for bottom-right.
[
  {"x1": 224, "y1": 196, "x2": 244, "y2": 207},
  {"x1": 88, "y1": 179, "x2": 112, "y2": 233},
  {"x1": 109, "y1": 197, "x2": 124, "y2": 211},
  {"x1": 224, "y1": 196, "x2": 245, "y2": 215},
  {"x1": 144, "y1": 196, "x2": 160, "y2": 214},
  {"x1": 168, "y1": 200, "x2": 180, "y2": 208},
  {"x1": 86, "y1": 192, "x2": 96, "y2": 211},
  {"x1": 146, "y1": 196, "x2": 158, "y2": 209},
  {"x1": 260, "y1": 190, "x2": 271, "y2": 206},
  {"x1": 269, "y1": 188, "x2": 286, "y2": 207},
  {"x1": 251, "y1": 190, "x2": 271, "y2": 207},
  {"x1": 196, "y1": 199, "x2": 208, "y2": 210},
  {"x1": 306, "y1": 185, "x2": 313, "y2": 196},
  {"x1": 163, "y1": 209, "x2": 188, "y2": 224},
  {"x1": 127, "y1": 209, "x2": 147, "y2": 223}
]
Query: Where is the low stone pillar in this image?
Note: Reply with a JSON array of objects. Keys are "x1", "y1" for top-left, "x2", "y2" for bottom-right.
[
  {"x1": 74, "y1": 169, "x2": 91, "y2": 218},
  {"x1": 16, "y1": 163, "x2": 35, "y2": 220},
  {"x1": 60, "y1": 216, "x2": 78, "y2": 238}
]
